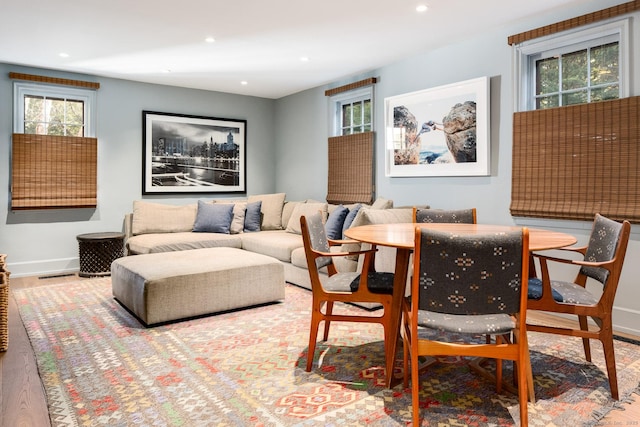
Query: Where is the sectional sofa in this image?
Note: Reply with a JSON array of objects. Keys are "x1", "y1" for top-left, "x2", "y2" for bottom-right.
[{"x1": 122, "y1": 193, "x2": 415, "y2": 290}]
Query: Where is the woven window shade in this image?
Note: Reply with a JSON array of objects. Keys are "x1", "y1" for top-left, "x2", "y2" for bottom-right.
[
  {"x1": 326, "y1": 132, "x2": 374, "y2": 205},
  {"x1": 507, "y1": 0, "x2": 640, "y2": 45},
  {"x1": 11, "y1": 134, "x2": 97, "y2": 210},
  {"x1": 510, "y1": 96, "x2": 640, "y2": 223}
]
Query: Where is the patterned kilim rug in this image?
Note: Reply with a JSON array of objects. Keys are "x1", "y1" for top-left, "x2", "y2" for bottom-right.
[{"x1": 13, "y1": 278, "x2": 640, "y2": 426}]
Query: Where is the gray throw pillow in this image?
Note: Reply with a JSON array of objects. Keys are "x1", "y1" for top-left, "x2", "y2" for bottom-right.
[
  {"x1": 325, "y1": 204, "x2": 349, "y2": 240},
  {"x1": 244, "y1": 200, "x2": 262, "y2": 232},
  {"x1": 193, "y1": 200, "x2": 234, "y2": 234},
  {"x1": 341, "y1": 204, "x2": 362, "y2": 238}
]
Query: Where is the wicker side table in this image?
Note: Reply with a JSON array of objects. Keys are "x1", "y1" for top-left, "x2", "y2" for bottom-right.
[
  {"x1": 77, "y1": 232, "x2": 125, "y2": 277},
  {"x1": 1, "y1": 254, "x2": 9, "y2": 351}
]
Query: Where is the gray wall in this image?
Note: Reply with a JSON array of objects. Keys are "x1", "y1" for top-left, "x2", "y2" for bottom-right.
[
  {"x1": 0, "y1": 64, "x2": 276, "y2": 276},
  {"x1": 274, "y1": 0, "x2": 640, "y2": 335}
]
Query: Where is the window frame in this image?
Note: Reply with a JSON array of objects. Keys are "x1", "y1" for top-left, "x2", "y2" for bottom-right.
[
  {"x1": 13, "y1": 81, "x2": 97, "y2": 137},
  {"x1": 329, "y1": 86, "x2": 373, "y2": 136},
  {"x1": 513, "y1": 18, "x2": 630, "y2": 112}
]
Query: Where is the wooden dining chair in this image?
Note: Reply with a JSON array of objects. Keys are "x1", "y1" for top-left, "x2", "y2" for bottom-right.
[
  {"x1": 412, "y1": 207, "x2": 477, "y2": 224},
  {"x1": 300, "y1": 212, "x2": 396, "y2": 373},
  {"x1": 527, "y1": 213, "x2": 630, "y2": 400},
  {"x1": 402, "y1": 226, "x2": 531, "y2": 426}
]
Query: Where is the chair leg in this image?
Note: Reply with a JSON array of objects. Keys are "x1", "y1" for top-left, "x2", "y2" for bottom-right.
[
  {"x1": 322, "y1": 301, "x2": 334, "y2": 341},
  {"x1": 411, "y1": 340, "x2": 421, "y2": 426},
  {"x1": 517, "y1": 353, "x2": 529, "y2": 427},
  {"x1": 578, "y1": 315, "x2": 592, "y2": 362},
  {"x1": 306, "y1": 306, "x2": 322, "y2": 372},
  {"x1": 495, "y1": 335, "x2": 503, "y2": 394},
  {"x1": 403, "y1": 328, "x2": 410, "y2": 389},
  {"x1": 600, "y1": 325, "x2": 619, "y2": 400}
]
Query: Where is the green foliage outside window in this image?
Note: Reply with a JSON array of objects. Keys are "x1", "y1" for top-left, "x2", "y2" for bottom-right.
[
  {"x1": 24, "y1": 95, "x2": 85, "y2": 136},
  {"x1": 341, "y1": 99, "x2": 371, "y2": 135},
  {"x1": 535, "y1": 42, "x2": 618, "y2": 109}
]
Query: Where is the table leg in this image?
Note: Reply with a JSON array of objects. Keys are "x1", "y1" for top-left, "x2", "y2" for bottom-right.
[{"x1": 385, "y1": 247, "x2": 411, "y2": 388}]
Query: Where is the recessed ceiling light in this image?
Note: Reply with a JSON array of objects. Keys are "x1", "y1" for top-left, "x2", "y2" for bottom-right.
[
  {"x1": 240, "y1": 81, "x2": 248, "y2": 85},
  {"x1": 205, "y1": 37, "x2": 215, "y2": 43},
  {"x1": 161, "y1": 69, "x2": 171, "y2": 73},
  {"x1": 416, "y1": 4, "x2": 428, "y2": 12},
  {"x1": 59, "y1": 52, "x2": 69, "y2": 58},
  {"x1": 300, "y1": 56, "x2": 310, "y2": 62}
]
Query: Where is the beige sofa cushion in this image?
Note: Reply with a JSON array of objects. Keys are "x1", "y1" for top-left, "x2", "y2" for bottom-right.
[
  {"x1": 132, "y1": 201, "x2": 197, "y2": 235},
  {"x1": 285, "y1": 202, "x2": 328, "y2": 234},
  {"x1": 248, "y1": 193, "x2": 286, "y2": 230},
  {"x1": 126, "y1": 232, "x2": 242, "y2": 254},
  {"x1": 240, "y1": 230, "x2": 302, "y2": 262}
]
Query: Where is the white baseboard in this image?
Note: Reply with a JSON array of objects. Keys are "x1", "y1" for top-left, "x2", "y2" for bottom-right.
[
  {"x1": 7, "y1": 257, "x2": 78, "y2": 278},
  {"x1": 613, "y1": 306, "x2": 640, "y2": 338}
]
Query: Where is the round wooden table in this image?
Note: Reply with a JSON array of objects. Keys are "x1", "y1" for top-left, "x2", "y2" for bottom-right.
[{"x1": 344, "y1": 223, "x2": 577, "y2": 388}]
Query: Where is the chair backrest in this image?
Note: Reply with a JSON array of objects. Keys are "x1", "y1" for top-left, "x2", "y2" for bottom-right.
[
  {"x1": 414, "y1": 208, "x2": 476, "y2": 224},
  {"x1": 300, "y1": 212, "x2": 333, "y2": 269},
  {"x1": 415, "y1": 227, "x2": 528, "y2": 316},
  {"x1": 580, "y1": 213, "x2": 630, "y2": 286}
]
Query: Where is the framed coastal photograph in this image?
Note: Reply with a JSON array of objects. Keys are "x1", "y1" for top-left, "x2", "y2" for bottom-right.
[
  {"x1": 142, "y1": 111, "x2": 246, "y2": 194},
  {"x1": 384, "y1": 76, "x2": 490, "y2": 177}
]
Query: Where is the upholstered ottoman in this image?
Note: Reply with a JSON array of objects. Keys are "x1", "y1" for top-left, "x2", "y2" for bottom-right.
[{"x1": 111, "y1": 247, "x2": 285, "y2": 326}]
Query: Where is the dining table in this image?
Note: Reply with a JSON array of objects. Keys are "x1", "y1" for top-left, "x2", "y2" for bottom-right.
[{"x1": 344, "y1": 222, "x2": 578, "y2": 389}]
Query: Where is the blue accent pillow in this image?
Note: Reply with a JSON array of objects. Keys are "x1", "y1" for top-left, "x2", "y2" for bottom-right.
[
  {"x1": 341, "y1": 204, "x2": 362, "y2": 238},
  {"x1": 325, "y1": 205, "x2": 349, "y2": 240},
  {"x1": 193, "y1": 201, "x2": 234, "y2": 234},
  {"x1": 527, "y1": 278, "x2": 564, "y2": 302},
  {"x1": 244, "y1": 200, "x2": 262, "y2": 232}
]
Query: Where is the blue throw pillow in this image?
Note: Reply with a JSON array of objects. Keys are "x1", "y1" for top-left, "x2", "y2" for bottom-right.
[
  {"x1": 193, "y1": 201, "x2": 234, "y2": 234},
  {"x1": 341, "y1": 204, "x2": 362, "y2": 238},
  {"x1": 244, "y1": 200, "x2": 262, "y2": 232},
  {"x1": 325, "y1": 205, "x2": 349, "y2": 240},
  {"x1": 527, "y1": 278, "x2": 564, "y2": 302}
]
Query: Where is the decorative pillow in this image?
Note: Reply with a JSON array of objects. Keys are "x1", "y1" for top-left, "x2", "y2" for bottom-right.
[
  {"x1": 247, "y1": 193, "x2": 286, "y2": 230},
  {"x1": 285, "y1": 202, "x2": 328, "y2": 235},
  {"x1": 193, "y1": 200, "x2": 234, "y2": 234},
  {"x1": 341, "y1": 204, "x2": 362, "y2": 238},
  {"x1": 370, "y1": 197, "x2": 394, "y2": 209},
  {"x1": 218, "y1": 201, "x2": 247, "y2": 234},
  {"x1": 325, "y1": 205, "x2": 349, "y2": 240},
  {"x1": 244, "y1": 200, "x2": 262, "y2": 232},
  {"x1": 281, "y1": 201, "x2": 303, "y2": 229},
  {"x1": 131, "y1": 200, "x2": 197, "y2": 235}
]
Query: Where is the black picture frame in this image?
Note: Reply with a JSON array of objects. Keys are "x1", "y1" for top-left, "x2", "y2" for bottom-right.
[{"x1": 142, "y1": 111, "x2": 246, "y2": 195}]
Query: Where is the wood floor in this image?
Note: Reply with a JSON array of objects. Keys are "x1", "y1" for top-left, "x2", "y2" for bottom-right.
[{"x1": 2, "y1": 274, "x2": 639, "y2": 426}]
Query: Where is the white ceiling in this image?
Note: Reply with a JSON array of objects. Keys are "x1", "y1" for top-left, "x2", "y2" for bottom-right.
[{"x1": 2, "y1": 0, "x2": 588, "y2": 99}]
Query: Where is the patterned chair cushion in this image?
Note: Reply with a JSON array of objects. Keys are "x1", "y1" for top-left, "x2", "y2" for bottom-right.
[{"x1": 417, "y1": 310, "x2": 515, "y2": 335}]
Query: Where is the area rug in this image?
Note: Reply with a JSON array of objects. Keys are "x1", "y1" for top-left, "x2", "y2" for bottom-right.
[{"x1": 13, "y1": 278, "x2": 640, "y2": 427}]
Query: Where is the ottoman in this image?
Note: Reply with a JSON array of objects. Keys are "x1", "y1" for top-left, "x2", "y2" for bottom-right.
[{"x1": 111, "y1": 247, "x2": 285, "y2": 326}]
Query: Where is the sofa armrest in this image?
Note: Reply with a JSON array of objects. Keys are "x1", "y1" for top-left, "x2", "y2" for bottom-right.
[{"x1": 123, "y1": 213, "x2": 133, "y2": 254}]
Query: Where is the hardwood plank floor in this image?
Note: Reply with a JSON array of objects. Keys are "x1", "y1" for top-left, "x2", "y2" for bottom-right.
[{"x1": 2, "y1": 274, "x2": 639, "y2": 426}]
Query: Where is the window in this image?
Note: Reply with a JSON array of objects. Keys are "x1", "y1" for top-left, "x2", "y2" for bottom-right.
[
  {"x1": 330, "y1": 87, "x2": 373, "y2": 136},
  {"x1": 325, "y1": 79, "x2": 376, "y2": 204},
  {"x1": 14, "y1": 82, "x2": 96, "y2": 136},
  {"x1": 11, "y1": 77, "x2": 98, "y2": 210},
  {"x1": 514, "y1": 19, "x2": 629, "y2": 112},
  {"x1": 509, "y1": 10, "x2": 640, "y2": 224}
]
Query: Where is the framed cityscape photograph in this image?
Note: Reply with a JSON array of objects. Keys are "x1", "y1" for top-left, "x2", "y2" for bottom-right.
[
  {"x1": 384, "y1": 76, "x2": 490, "y2": 177},
  {"x1": 142, "y1": 111, "x2": 246, "y2": 194}
]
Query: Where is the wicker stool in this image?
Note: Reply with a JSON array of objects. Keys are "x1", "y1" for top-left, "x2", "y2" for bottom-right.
[
  {"x1": 77, "y1": 232, "x2": 125, "y2": 277},
  {"x1": 1, "y1": 254, "x2": 9, "y2": 352}
]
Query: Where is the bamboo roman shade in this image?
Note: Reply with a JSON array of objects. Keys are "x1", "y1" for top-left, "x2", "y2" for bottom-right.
[
  {"x1": 326, "y1": 132, "x2": 374, "y2": 205},
  {"x1": 11, "y1": 134, "x2": 98, "y2": 209},
  {"x1": 510, "y1": 97, "x2": 640, "y2": 222}
]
